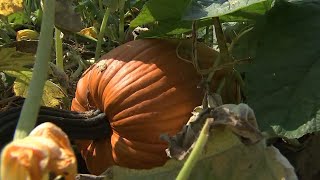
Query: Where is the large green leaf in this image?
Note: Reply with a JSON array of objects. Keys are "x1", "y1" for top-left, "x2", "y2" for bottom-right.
[
  {"x1": 219, "y1": 0, "x2": 274, "y2": 22},
  {"x1": 4, "y1": 71, "x2": 65, "y2": 107},
  {"x1": 242, "y1": 0, "x2": 320, "y2": 138},
  {"x1": 138, "y1": 19, "x2": 212, "y2": 38},
  {"x1": 76, "y1": 103, "x2": 296, "y2": 180},
  {"x1": 130, "y1": 0, "x2": 192, "y2": 27},
  {"x1": 97, "y1": 129, "x2": 295, "y2": 180},
  {"x1": 134, "y1": 0, "x2": 274, "y2": 38},
  {"x1": 182, "y1": 0, "x2": 267, "y2": 20},
  {"x1": 7, "y1": 11, "x2": 30, "y2": 25}
]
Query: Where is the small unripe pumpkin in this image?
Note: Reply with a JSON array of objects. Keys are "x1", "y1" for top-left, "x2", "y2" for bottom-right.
[{"x1": 71, "y1": 39, "x2": 238, "y2": 174}]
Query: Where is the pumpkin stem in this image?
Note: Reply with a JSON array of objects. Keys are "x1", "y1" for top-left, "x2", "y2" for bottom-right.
[{"x1": 0, "y1": 97, "x2": 111, "y2": 150}]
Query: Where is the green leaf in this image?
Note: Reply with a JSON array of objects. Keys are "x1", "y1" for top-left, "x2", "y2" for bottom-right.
[
  {"x1": 7, "y1": 11, "x2": 30, "y2": 25},
  {"x1": 0, "y1": 29, "x2": 13, "y2": 44},
  {"x1": 135, "y1": 0, "x2": 274, "y2": 38},
  {"x1": 182, "y1": 0, "x2": 267, "y2": 20},
  {"x1": 242, "y1": 0, "x2": 320, "y2": 138},
  {"x1": 139, "y1": 19, "x2": 212, "y2": 38},
  {"x1": 0, "y1": 47, "x2": 35, "y2": 71},
  {"x1": 100, "y1": 129, "x2": 296, "y2": 180},
  {"x1": 4, "y1": 71, "x2": 65, "y2": 107},
  {"x1": 220, "y1": 0, "x2": 274, "y2": 22},
  {"x1": 103, "y1": 0, "x2": 126, "y2": 12},
  {"x1": 130, "y1": 0, "x2": 192, "y2": 27}
]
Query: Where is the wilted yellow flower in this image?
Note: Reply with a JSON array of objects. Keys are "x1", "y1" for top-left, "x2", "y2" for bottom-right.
[
  {"x1": 16, "y1": 29, "x2": 39, "y2": 41},
  {"x1": 79, "y1": 27, "x2": 98, "y2": 39},
  {"x1": 1, "y1": 122, "x2": 77, "y2": 180}
]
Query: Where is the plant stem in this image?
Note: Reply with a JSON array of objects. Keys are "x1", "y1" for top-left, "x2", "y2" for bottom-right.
[
  {"x1": 95, "y1": 7, "x2": 111, "y2": 61},
  {"x1": 118, "y1": 1, "x2": 125, "y2": 44},
  {"x1": 24, "y1": 0, "x2": 31, "y2": 22},
  {"x1": 98, "y1": 0, "x2": 103, "y2": 11},
  {"x1": 2, "y1": 107, "x2": 110, "y2": 140},
  {"x1": 191, "y1": 21, "x2": 200, "y2": 73},
  {"x1": 212, "y1": 17, "x2": 230, "y2": 63},
  {"x1": 70, "y1": 54, "x2": 85, "y2": 80},
  {"x1": 204, "y1": 26, "x2": 210, "y2": 44},
  {"x1": 228, "y1": 26, "x2": 253, "y2": 53},
  {"x1": 55, "y1": 27, "x2": 63, "y2": 70},
  {"x1": 176, "y1": 119, "x2": 212, "y2": 180},
  {"x1": 13, "y1": 0, "x2": 55, "y2": 140}
]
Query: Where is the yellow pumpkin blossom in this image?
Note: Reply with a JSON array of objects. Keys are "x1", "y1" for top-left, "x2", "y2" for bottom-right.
[{"x1": 1, "y1": 122, "x2": 77, "y2": 180}]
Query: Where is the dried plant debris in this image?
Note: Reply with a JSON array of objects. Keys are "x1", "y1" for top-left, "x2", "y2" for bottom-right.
[
  {"x1": 41, "y1": 0, "x2": 83, "y2": 32},
  {"x1": 0, "y1": 0, "x2": 23, "y2": 16},
  {"x1": 75, "y1": 174, "x2": 105, "y2": 180},
  {"x1": 161, "y1": 93, "x2": 263, "y2": 160},
  {"x1": 52, "y1": 0, "x2": 84, "y2": 33}
]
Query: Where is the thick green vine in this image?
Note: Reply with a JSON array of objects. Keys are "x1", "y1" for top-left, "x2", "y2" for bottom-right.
[{"x1": 13, "y1": 0, "x2": 55, "y2": 139}]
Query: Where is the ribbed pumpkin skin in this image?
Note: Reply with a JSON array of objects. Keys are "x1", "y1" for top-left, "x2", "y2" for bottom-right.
[{"x1": 71, "y1": 39, "x2": 223, "y2": 174}]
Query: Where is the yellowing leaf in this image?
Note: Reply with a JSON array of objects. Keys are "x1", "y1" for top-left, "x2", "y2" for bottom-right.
[
  {"x1": 99, "y1": 129, "x2": 297, "y2": 180},
  {"x1": 74, "y1": 103, "x2": 297, "y2": 180},
  {"x1": 0, "y1": 0, "x2": 23, "y2": 16},
  {"x1": 4, "y1": 71, "x2": 66, "y2": 107},
  {"x1": 93, "y1": 102, "x2": 297, "y2": 180},
  {"x1": 0, "y1": 47, "x2": 35, "y2": 71},
  {"x1": 1, "y1": 122, "x2": 77, "y2": 180},
  {"x1": 16, "y1": 29, "x2": 39, "y2": 41},
  {"x1": 79, "y1": 27, "x2": 98, "y2": 39}
]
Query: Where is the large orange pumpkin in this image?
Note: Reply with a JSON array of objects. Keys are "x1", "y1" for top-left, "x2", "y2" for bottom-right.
[{"x1": 71, "y1": 39, "x2": 238, "y2": 174}]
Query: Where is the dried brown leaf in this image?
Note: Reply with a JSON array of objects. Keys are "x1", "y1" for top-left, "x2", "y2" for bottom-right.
[{"x1": 162, "y1": 97, "x2": 263, "y2": 160}]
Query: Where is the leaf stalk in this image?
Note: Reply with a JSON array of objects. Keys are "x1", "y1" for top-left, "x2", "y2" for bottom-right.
[
  {"x1": 95, "y1": 8, "x2": 111, "y2": 61},
  {"x1": 14, "y1": 0, "x2": 56, "y2": 139},
  {"x1": 176, "y1": 119, "x2": 212, "y2": 180}
]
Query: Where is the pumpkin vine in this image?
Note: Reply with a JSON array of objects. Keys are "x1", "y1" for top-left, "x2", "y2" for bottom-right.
[{"x1": 13, "y1": 0, "x2": 56, "y2": 140}]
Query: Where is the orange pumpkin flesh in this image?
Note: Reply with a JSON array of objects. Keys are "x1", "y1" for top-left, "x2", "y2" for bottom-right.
[{"x1": 71, "y1": 39, "x2": 235, "y2": 174}]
